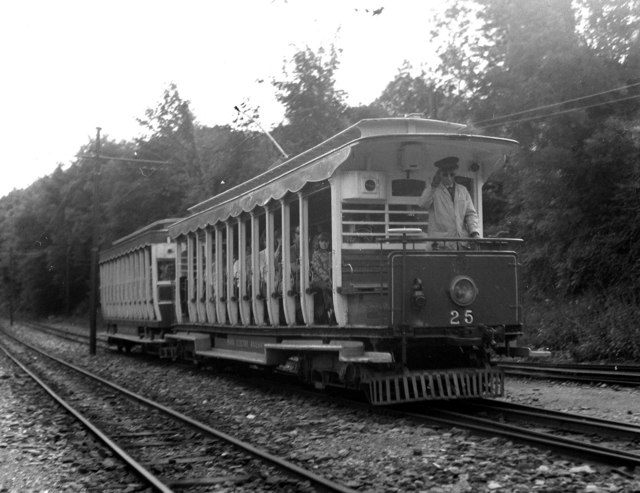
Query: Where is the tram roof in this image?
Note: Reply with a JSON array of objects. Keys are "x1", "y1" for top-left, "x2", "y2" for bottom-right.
[
  {"x1": 168, "y1": 118, "x2": 519, "y2": 237},
  {"x1": 100, "y1": 218, "x2": 182, "y2": 261}
]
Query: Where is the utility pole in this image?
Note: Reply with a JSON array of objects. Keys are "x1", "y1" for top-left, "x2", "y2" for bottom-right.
[
  {"x1": 7, "y1": 210, "x2": 15, "y2": 326},
  {"x1": 89, "y1": 127, "x2": 101, "y2": 355},
  {"x1": 65, "y1": 242, "x2": 71, "y2": 316},
  {"x1": 8, "y1": 245, "x2": 14, "y2": 326}
]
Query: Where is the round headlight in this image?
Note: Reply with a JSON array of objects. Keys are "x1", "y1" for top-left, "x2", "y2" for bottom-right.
[{"x1": 449, "y1": 276, "x2": 477, "y2": 306}]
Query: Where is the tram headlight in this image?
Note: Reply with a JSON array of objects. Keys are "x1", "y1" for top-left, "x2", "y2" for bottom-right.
[{"x1": 449, "y1": 276, "x2": 477, "y2": 306}]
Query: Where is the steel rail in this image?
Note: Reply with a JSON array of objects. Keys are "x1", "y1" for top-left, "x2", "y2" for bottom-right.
[
  {"x1": 1, "y1": 329, "x2": 357, "y2": 493},
  {"x1": 21, "y1": 320, "x2": 109, "y2": 349},
  {"x1": 403, "y1": 405, "x2": 640, "y2": 468},
  {"x1": 19, "y1": 321, "x2": 640, "y2": 471},
  {"x1": 500, "y1": 362, "x2": 640, "y2": 386},
  {"x1": 272, "y1": 383, "x2": 640, "y2": 469},
  {"x1": 0, "y1": 340, "x2": 174, "y2": 493},
  {"x1": 455, "y1": 399, "x2": 640, "y2": 440},
  {"x1": 507, "y1": 362, "x2": 640, "y2": 372}
]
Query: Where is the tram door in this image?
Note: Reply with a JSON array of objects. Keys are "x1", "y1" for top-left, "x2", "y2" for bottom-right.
[
  {"x1": 308, "y1": 188, "x2": 334, "y2": 325},
  {"x1": 155, "y1": 244, "x2": 177, "y2": 324}
]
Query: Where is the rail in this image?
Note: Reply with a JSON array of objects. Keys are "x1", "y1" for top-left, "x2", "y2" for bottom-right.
[
  {"x1": 0, "y1": 327, "x2": 358, "y2": 493},
  {"x1": 403, "y1": 401, "x2": 640, "y2": 468},
  {"x1": 500, "y1": 361, "x2": 640, "y2": 386}
]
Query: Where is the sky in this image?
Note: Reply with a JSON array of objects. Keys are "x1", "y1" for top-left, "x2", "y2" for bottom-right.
[{"x1": 0, "y1": 0, "x2": 445, "y2": 198}]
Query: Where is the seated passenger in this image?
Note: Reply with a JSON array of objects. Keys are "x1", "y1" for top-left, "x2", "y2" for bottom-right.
[
  {"x1": 290, "y1": 226, "x2": 303, "y2": 323},
  {"x1": 232, "y1": 255, "x2": 240, "y2": 300},
  {"x1": 290, "y1": 226, "x2": 301, "y2": 292},
  {"x1": 274, "y1": 228, "x2": 283, "y2": 296}
]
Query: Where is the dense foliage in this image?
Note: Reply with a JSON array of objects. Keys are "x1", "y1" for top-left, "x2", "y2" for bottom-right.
[{"x1": 1, "y1": 0, "x2": 639, "y2": 360}]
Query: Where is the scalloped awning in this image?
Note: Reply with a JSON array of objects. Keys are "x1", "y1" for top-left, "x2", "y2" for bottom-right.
[{"x1": 168, "y1": 146, "x2": 352, "y2": 237}]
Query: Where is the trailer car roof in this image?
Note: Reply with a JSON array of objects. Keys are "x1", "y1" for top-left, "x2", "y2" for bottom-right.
[{"x1": 100, "y1": 218, "x2": 181, "y2": 262}]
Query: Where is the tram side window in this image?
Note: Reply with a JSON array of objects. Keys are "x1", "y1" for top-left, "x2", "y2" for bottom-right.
[
  {"x1": 390, "y1": 178, "x2": 428, "y2": 232},
  {"x1": 389, "y1": 204, "x2": 428, "y2": 231},
  {"x1": 341, "y1": 203, "x2": 385, "y2": 245},
  {"x1": 454, "y1": 176, "x2": 475, "y2": 203},
  {"x1": 391, "y1": 178, "x2": 425, "y2": 197},
  {"x1": 158, "y1": 259, "x2": 175, "y2": 281},
  {"x1": 342, "y1": 201, "x2": 428, "y2": 245},
  {"x1": 158, "y1": 285, "x2": 174, "y2": 302}
]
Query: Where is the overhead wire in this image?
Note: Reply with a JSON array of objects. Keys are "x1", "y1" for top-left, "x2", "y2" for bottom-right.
[
  {"x1": 477, "y1": 93, "x2": 640, "y2": 129},
  {"x1": 471, "y1": 81, "x2": 640, "y2": 128}
]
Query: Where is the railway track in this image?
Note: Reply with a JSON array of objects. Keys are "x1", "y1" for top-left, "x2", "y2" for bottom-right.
[
  {"x1": 17, "y1": 320, "x2": 110, "y2": 350},
  {"x1": 499, "y1": 361, "x2": 640, "y2": 386},
  {"x1": 397, "y1": 400, "x2": 640, "y2": 471},
  {"x1": 0, "y1": 329, "x2": 356, "y2": 492},
  {"x1": 13, "y1": 320, "x2": 640, "y2": 474}
]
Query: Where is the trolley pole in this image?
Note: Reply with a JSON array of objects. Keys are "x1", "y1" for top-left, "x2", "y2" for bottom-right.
[
  {"x1": 233, "y1": 106, "x2": 289, "y2": 160},
  {"x1": 89, "y1": 127, "x2": 101, "y2": 355}
]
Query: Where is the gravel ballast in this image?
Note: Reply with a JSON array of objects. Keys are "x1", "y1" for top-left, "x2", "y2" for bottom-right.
[{"x1": 1, "y1": 321, "x2": 640, "y2": 492}]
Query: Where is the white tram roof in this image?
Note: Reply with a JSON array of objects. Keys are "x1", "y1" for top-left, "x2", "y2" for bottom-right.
[
  {"x1": 168, "y1": 118, "x2": 520, "y2": 237},
  {"x1": 100, "y1": 218, "x2": 182, "y2": 262}
]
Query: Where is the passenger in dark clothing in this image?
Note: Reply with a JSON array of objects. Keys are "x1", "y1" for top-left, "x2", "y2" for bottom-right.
[{"x1": 310, "y1": 232, "x2": 334, "y2": 324}]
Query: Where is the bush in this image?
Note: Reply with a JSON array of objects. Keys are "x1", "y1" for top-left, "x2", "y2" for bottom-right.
[{"x1": 522, "y1": 291, "x2": 640, "y2": 362}]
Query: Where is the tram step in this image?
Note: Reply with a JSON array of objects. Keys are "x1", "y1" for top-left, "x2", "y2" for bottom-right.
[{"x1": 196, "y1": 348, "x2": 269, "y2": 365}]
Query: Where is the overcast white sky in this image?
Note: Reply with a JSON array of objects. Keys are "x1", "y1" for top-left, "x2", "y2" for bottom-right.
[{"x1": 0, "y1": 0, "x2": 445, "y2": 198}]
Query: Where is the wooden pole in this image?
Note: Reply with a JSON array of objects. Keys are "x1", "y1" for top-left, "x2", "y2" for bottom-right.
[{"x1": 89, "y1": 127, "x2": 101, "y2": 355}]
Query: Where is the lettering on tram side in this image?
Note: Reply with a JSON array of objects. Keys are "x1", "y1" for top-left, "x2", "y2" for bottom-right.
[{"x1": 220, "y1": 336, "x2": 276, "y2": 352}]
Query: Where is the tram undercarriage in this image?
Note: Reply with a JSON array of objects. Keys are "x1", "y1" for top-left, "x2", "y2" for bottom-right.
[{"x1": 104, "y1": 322, "x2": 508, "y2": 405}]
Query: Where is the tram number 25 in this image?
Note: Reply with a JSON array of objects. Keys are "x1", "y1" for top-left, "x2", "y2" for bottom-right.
[{"x1": 450, "y1": 310, "x2": 474, "y2": 325}]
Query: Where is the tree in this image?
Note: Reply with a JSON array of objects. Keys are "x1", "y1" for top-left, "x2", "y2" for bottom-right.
[
  {"x1": 273, "y1": 46, "x2": 348, "y2": 156},
  {"x1": 136, "y1": 83, "x2": 206, "y2": 207},
  {"x1": 577, "y1": 0, "x2": 640, "y2": 66},
  {"x1": 375, "y1": 62, "x2": 440, "y2": 118}
]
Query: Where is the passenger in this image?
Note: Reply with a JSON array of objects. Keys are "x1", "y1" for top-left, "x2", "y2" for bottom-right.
[
  {"x1": 258, "y1": 230, "x2": 283, "y2": 297},
  {"x1": 158, "y1": 261, "x2": 175, "y2": 281},
  {"x1": 418, "y1": 156, "x2": 480, "y2": 240},
  {"x1": 210, "y1": 260, "x2": 216, "y2": 301},
  {"x1": 232, "y1": 254, "x2": 239, "y2": 300},
  {"x1": 290, "y1": 226, "x2": 301, "y2": 292},
  {"x1": 310, "y1": 225, "x2": 325, "y2": 253},
  {"x1": 290, "y1": 226, "x2": 303, "y2": 323},
  {"x1": 273, "y1": 228, "x2": 283, "y2": 296},
  {"x1": 244, "y1": 245, "x2": 252, "y2": 297},
  {"x1": 258, "y1": 232, "x2": 267, "y2": 299},
  {"x1": 310, "y1": 232, "x2": 335, "y2": 324},
  {"x1": 221, "y1": 245, "x2": 227, "y2": 300}
]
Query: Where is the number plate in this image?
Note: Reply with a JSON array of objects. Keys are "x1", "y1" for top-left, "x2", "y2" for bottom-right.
[{"x1": 450, "y1": 309, "x2": 474, "y2": 325}]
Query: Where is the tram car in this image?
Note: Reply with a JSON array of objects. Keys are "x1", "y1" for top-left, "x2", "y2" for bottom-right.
[{"x1": 99, "y1": 117, "x2": 530, "y2": 405}]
